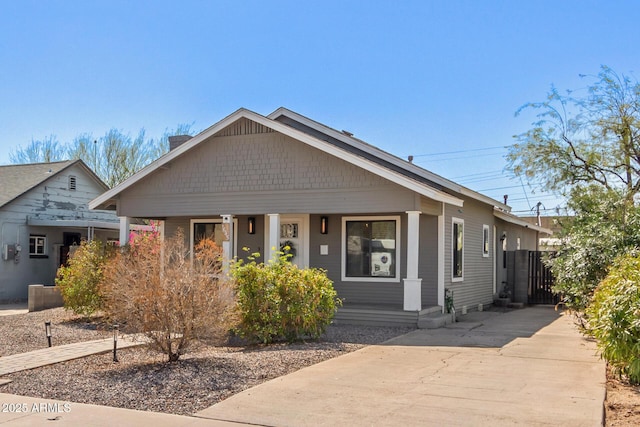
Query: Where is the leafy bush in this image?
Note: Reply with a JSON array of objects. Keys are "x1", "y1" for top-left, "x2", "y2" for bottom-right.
[
  {"x1": 550, "y1": 186, "x2": 640, "y2": 313},
  {"x1": 231, "y1": 251, "x2": 341, "y2": 343},
  {"x1": 101, "y1": 229, "x2": 236, "y2": 362},
  {"x1": 586, "y1": 253, "x2": 640, "y2": 384},
  {"x1": 55, "y1": 239, "x2": 112, "y2": 317}
]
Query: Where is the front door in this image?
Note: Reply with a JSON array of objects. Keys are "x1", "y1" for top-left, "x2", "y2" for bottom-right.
[{"x1": 268, "y1": 215, "x2": 309, "y2": 268}]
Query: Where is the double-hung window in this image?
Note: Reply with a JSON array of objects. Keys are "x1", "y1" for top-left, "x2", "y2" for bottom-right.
[
  {"x1": 342, "y1": 216, "x2": 400, "y2": 282},
  {"x1": 452, "y1": 218, "x2": 464, "y2": 281}
]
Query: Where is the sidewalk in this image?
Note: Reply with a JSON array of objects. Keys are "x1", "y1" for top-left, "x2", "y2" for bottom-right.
[
  {"x1": 0, "y1": 307, "x2": 605, "y2": 426},
  {"x1": 0, "y1": 303, "x2": 28, "y2": 316}
]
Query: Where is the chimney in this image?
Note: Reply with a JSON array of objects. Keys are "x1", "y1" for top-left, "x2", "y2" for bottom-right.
[{"x1": 169, "y1": 135, "x2": 193, "y2": 151}]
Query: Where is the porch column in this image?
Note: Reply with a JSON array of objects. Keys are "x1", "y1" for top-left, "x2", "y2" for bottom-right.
[
  {"x1": 438, "y1": 204, "x2": 445, "y2": 311},
  {"x1": 267, "y1": 214, "x2": 280, "y2": 261},
  {"x1": 221, "y1": 215, "x2": 234, "y2": 274},
  {"x1": 119, "y1": 217, "x2": 130, "y2": 246},
  {"x1": 404, "y1": 211, "x2": 422, "y2": 311}
]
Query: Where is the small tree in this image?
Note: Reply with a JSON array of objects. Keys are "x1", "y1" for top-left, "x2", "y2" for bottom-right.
[
  {"x1": 55, "y1": 239, "x2": 112, "y2": 317},
  {"x1": 586, "y1": 253, "x2": 640, "y2": 384},
  {"x1": 101, "y1": 229, "x2": 236, "y2": 362},
  {"x1": 231, "y1": 250, "x2": 341, "y2": 344}
]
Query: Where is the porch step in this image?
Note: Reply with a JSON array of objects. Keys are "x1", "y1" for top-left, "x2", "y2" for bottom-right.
[
  {"x1": 417, "y1": 311, "x2": 454, "y2": 329},
  {"x1": 333, "y1": 307, "x2": 418, "y2": 327},
  {"x1": 493, "y1": 298, "x2": 511, "y2": 307},
  {"x1": 507, "y1": 302, "x2": 525, "y2": 309}
]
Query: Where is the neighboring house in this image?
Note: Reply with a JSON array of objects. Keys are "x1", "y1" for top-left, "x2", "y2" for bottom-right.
[
  {"x1": 90, "y1": 107, "x2": 551, "y2": 325},
  {"x1": 0, "y1": 160, "x2": 122, "y2": 302},
  {"x1": 522, "y1": 215, "x2": 566, "y2": 250}
]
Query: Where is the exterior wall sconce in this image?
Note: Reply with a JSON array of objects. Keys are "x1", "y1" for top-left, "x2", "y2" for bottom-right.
[
  {"x1": 248, "y1": 217, "x2": 256, "y2": 235},
  {"x1": 320, "y1": 216, "x2": 328, "y2": 234},
  {"x1": 45, "y1": 321, "x2": 52, "y2": 347}
]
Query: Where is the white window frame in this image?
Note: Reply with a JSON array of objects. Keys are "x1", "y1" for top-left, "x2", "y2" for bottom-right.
[
  {"x1": 189, "y1": 218, "x2": 238, "y2": 260},
  {"x1": 482, "y1": 224, "x2": 490, "y2": 258},
  {"x1": 341, "y1": 215, "x2": 401, "y2": 283},
  {"x1": 29, "y1": 235, "x2": 47, "y2": 256},
  {"x1": 452, "y1": 217, "x2": 464, "y2": 282}
]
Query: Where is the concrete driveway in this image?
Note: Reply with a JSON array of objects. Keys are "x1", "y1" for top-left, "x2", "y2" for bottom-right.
[{"x1": 197, "y1": 306, "x2": 605, "y2": 426}]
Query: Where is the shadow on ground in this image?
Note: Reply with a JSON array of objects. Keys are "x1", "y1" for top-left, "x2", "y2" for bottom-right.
[{"x1": 384, "y1": 305, "x2": 562, "y2": 348}]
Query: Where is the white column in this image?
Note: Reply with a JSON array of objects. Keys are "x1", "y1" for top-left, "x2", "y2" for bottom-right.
[
  {"x1": 221, "y1": 215, "x2": 234, "y2": 273},
  {"x1": 437, "y1": 204, "x2": 445, "y2": 311},
  {"x1": 403, "y1": 211, "x2": 422, "y2": 311},
  {"x1": 267, "y1": 214, "x2": 280, "y2": 261},
  {"x1": 119, "y1": 217, "x2": 131, "y2": 246}
]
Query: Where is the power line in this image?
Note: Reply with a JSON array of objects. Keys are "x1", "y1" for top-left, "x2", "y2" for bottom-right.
[{"x1": 407, "y1": 145, "x2": 507, "y2": 157}]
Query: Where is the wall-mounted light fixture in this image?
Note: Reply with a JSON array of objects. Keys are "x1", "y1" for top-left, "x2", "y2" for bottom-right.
[
  {"x1": 248, "y1": 217, "x2": 256, "y2": 235},
  {"x1": 320, "y1": 216, "x2": 328, "y2": 234}
]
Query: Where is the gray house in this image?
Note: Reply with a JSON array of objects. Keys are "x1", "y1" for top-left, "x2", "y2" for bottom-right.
[
  {"x1": 0, "y1": 160, "x2": 122, "y2": 302},
  {"x1": 90, "y1": 108, "x2": 550, "y2": 325}
]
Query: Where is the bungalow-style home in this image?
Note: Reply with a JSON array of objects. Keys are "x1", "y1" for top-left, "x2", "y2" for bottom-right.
[
  {"x1": 90, "y1": 108, "x2": 550, "y2": 326},
  {"x1": 0, "y1": 160, "x2": 123, "y2": 302}
]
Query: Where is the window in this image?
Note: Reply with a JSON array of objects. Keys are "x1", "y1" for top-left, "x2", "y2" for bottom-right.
[
  {"x1": 342, "y1": 216, "x2": 400, "y2": 282},
  {"x1": 189, "y1": 218, "x2": 237, "y2": 258},
  {"x1": 68, "y1": 175, "x2": 77, "y2": 191},
  {"x1": 482, "y1": 224, "x2": 490, "y2": 257},
  {"x1": 452, "y1": 218, "x2": 464, "y2": 280},
  {"x1": 29, "y1": 235, "x2": 47, "y2": 256}
]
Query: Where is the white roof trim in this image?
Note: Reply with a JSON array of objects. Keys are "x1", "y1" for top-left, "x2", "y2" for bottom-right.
[
  {"x1": 493, "y1": 209, "x2": 553, "y2": 235},
  {"x1": 91, "y1": 108, "x2": 463, "y2": 210},
  {"x1": 269, "y1": 107, "x2": 507, "y2": 211},
  {"x1": 27, "y1": 218, "x2": 152, "y2": 231}
]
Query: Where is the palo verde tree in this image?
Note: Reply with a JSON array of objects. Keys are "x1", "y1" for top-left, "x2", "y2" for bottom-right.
[
  {"x1": 507, "y1": 65, "x2": 640, "y2": 201},
  {"x1": 507, "y1": 66, "x2": 640, "y2": 312}
]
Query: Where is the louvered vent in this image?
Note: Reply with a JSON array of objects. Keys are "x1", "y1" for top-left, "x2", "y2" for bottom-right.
[{"x1": 69, "y1": 175, "x2": 77, "y2": 191}]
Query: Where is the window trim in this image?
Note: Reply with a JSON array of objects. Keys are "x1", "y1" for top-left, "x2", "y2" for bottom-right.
[
  {"x1": 482, "y1": 224, "x2": 490, "y2": 258},
  {"x1": 341, "y1": 215, "x2": 401, "y2": 283},
  {"x1": 189, "y1": 218, "x2": 238, "y2": 260},
  {"x1": 29, "y1": 234, "x2": 47, "y2": 256},
  {"x1": 452, "y1": 217, "x2": 464, "y2": 282}
]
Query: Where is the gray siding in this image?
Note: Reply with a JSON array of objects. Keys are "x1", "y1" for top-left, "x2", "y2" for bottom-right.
[
  {"x1": 118, "y1": 131, "x2": 420, "y2": 217},
  {"x1": 419, "y1": 215, "x2": 439, "y2": 307},
  {"x1": 0, "y1": 164, "x2": 119, "y2": 301},
  {"x1": 444, "y1": 199, "x2": 496, "y2": 311}
]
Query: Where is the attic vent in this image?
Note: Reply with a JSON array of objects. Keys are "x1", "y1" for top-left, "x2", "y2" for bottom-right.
[{"x1": 68, "y1": 175, "x2": 77, "y2": 191}]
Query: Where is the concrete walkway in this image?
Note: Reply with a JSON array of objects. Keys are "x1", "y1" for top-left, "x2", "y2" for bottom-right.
[
  {"x1": 0, "y1": 307, "x2": 605, "y2": 426},
  {"x1": 0, "y1": 303, "x2": 28, "y2": 316},
  {"x1": 0, "y1": 336, "x2": 142, "y2": 377}
]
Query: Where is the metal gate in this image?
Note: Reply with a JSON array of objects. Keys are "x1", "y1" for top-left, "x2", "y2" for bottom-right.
[{"x1": 528, "y1": 251, "x2": 558, "y2": 304}]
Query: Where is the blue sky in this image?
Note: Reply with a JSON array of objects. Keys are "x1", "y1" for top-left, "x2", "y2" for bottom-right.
[{"x1": 1, "y1": 0, "x2": 638, "y2": 215}]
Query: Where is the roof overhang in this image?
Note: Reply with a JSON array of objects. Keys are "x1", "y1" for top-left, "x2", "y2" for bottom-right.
[
  {"x1": 493, "y1": 208, "x2": 553, "y2": 235},
  {"x1": 90, "y1": 108, "x2": 464, "y2": 211},
  {"x1": 27, "y1": 218, "x2": 152, "y2": 231}
]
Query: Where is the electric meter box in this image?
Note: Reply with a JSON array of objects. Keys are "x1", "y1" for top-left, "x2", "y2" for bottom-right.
[{"x1": 3, "y1": 244, "x2": 16, "y2": 261}]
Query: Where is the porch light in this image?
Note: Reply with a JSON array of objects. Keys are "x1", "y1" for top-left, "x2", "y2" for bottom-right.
[
  {"x1": 248, "y1": 217, "x2": 256, "y2": 234},
  {"x1": 45, "y1": 321, "x2": 52, "y2": 347},
  {"x1": 113, "y1": 324, "x2": 119, "y2": 363},
  {"x1": 320, "y1": 216, "x2": 328, "y2": 234}
]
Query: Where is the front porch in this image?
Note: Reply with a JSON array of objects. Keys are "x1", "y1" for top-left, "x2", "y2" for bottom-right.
[{"x1": 333, "y1": 304, "x2": 454, "y2": 329}]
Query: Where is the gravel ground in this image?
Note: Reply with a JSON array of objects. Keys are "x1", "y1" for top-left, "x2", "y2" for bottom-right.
[{"x1": 0, "y1": 307, "x2": 412, "y2": 415}]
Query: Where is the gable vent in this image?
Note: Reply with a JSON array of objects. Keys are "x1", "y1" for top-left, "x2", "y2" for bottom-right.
[{"x1": 68, "y1": 175, "x2": 77, "y2": 191}]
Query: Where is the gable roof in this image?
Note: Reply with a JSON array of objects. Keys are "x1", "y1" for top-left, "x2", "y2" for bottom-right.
[
  {"x1": 0, "y1": 160, "x2": 108, "y2": 209},
  {"x1": 268, "y1": 107, "x2": 511, "y2": 211},
  {"x1": 90, "y1": 108, "x2": 467, "y2": 211}
]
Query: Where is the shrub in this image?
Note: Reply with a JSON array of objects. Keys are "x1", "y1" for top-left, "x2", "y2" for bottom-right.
[
  {"x1": 586, "y1": 253, "x2": 640, "y2": 384},
  {"x1": 101, "y1": 229, "x2": 236, "y2": 362},
  {"x1": 231, "y1": 251, "x2": 342, "y2": 344},
  {"x1": 55, "y1": 239, "x2": 112, "y2": 317}
]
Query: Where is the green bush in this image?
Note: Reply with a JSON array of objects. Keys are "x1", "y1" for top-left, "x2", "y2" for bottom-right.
[
  {"x1": 231, "y1": 251, "x2": 342, "y2": 343},
  {"x1": 55, "y1": 239, "x2": 112, "y2": 317},
  {"x1": 586, "y1": 253, "x2": 640, "y2": 384}
]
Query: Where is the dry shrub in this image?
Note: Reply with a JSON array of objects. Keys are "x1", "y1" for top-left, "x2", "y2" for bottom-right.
[{"x1": 101, "y1": 229, "x2": 236, "y2": 362}]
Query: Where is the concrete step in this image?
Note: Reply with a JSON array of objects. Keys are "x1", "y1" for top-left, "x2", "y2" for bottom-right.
[{"x1": 417, "y1": 312, "x2": 454, "y2": 329}]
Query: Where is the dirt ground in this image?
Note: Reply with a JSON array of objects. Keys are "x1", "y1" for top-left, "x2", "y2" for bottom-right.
[{"x1": 605, "y1": 366, "x2": 640, "y2": 426}]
